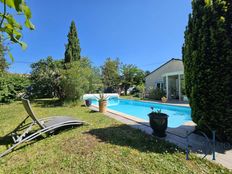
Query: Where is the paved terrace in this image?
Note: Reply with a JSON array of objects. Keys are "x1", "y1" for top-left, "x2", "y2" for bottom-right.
[
  {"x1": 89, "y1": 105, "x2": 232, "y2": 170},
  {"x1": 141, "y1": 99, "x2": 190, "y2": 107}
]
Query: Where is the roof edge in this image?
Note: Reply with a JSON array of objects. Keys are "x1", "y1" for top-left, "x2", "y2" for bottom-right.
[{"x1": 145, "y1": 58, "x2": 182, "y2": 78}]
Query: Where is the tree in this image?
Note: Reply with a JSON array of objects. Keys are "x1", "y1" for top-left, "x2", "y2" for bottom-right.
[
  {"x1": 0, "y1": 0, "x2": 34, "y2": 56},
  {"x1": 0, "y1": 73, "x2": 30, "y2": 103},
  {"x1": 183, "y1": 0, "x2": 232, "y2": 142},
  {"x1": 145, "y1": 70, "x2": 150, "y2": 76},
  {"x1": 30, "y1": 56, "x2": 102, "y2": 101},
  {"x1": 30, "y1": 57, "x2": 63, "y2": 98},
  {"x1": 60, "y1": 58, "x2": 102, "y2": 101},
  {"x1": 0, "y1": 37, "x2": 7, "y2": 72},
  {"x1": 101, "y1": 58, "x2": 120, "y2": 93},
  {"x1": 121, "y1": 64, "x2": 145, "y2": 95},
  {"x1": 64, "y1": 21, "x2": 81, "y2": 64},
  {"x1": 89, "y1": 66, "x2": 103, "y2": 93}
]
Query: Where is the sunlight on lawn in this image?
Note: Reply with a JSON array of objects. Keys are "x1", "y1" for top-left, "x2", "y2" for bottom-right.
[{"x1": 0, "y1": 100, "x2": 230, "y2": 173}]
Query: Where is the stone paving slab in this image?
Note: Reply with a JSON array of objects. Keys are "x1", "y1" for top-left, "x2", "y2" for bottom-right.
[{"x1": 139, "y1": 99, "x2": 190, "y2": 107}]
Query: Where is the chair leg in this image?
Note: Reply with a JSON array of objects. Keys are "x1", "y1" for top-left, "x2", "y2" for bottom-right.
[
  {"x1": 0, "y1": 143, "x2": 19, "y2": 158},
  {"x1": 0, "y1": 122, "x2": 83, "y2": 158}
]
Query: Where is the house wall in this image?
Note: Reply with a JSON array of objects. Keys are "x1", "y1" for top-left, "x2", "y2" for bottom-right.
[{"x1": 145, "y1": 59, "x2": 184, "y2": 90}]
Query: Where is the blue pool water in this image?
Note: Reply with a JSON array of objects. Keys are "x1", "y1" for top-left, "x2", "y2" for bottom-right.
[{"x1": 91, "y1": 98, "x2": 191, "y2": 128}]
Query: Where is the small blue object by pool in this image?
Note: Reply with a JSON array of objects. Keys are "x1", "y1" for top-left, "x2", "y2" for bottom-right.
[{"x1": 91, "y1": 98, "x2": 191, "y2": 128}]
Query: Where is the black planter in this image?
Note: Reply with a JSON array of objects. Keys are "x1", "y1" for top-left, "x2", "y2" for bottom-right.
[
  {"x1": 148, "y1": 112, "x2": 168, "y2": 137},
  {"x1": 85, "y1": 100, "x2": 92, "y2": 107}
]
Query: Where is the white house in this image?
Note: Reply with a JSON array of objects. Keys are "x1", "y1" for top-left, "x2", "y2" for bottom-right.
[{"x1": 145, "y1": 58, "x2": 186, "y2": 101}]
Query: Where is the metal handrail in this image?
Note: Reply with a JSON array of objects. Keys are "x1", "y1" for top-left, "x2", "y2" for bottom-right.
[{"x1": 186, "y1": 130, "x2": 216, "y2": 160}]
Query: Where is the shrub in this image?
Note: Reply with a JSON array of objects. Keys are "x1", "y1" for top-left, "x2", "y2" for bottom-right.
[
  {"x1": 30, "y1": 57, "x2": 63, "y2": 98},
  {"x1": 147, "y1": 87, "x2": 166, "y2": 100},
  {"x1": 29, "y1": 57, "x2": 102, "y2": 102},
  {"x1": 60, "y1": 58, "x2": 102, "y2": 101},
  {"x1": 0, "y1": 73, "x2": 30, "y2": 103},
  {"x1": 136, "y1": 84, "x2": 145, "y2": 99}
]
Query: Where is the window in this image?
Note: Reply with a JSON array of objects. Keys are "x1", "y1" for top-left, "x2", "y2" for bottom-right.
[
  {"x1": 155, "y1": 82, "x2": 164, "y2": 89},
  {"x1": 154, "y1": 81, "x2": 164, "y2": 90}
]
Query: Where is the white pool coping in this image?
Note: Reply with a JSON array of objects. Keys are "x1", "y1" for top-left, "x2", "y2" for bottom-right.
[{"x1": 120, "y1": 98, "x2": 190, "y2": 108}]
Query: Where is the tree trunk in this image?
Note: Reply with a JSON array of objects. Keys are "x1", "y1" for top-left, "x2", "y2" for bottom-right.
[{"x1": 124, "y1": 86, "x2": 129, "y2": 96}]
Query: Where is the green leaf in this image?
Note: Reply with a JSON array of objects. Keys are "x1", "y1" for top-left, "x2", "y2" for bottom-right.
[
  {"x1": 0, "y1": 0, "x2": 24, "y2": 11},
  {"x1": 25, "y1": 19, "x2": 35, "y2": 30},
  {"x1": 21, "y1": 4, "x2": 32, "y2": 19},
  {"x1": 0, "y1": 0, "x2": 15, "y2": 9},
  {"x1": 18, "y1": 40, "x2": 27, "y2": 50},
  {"x1": 0, "y1": 0, "x2": 34, "y2": 50},
  {"x1": 7, "y1": 51, "x2": 14, "y2": 62},
  {"x1": 13, "y1": 30, "x2": 22, "y2": 40},
  {"x1": 13, "y1": 0, "x2": 23, "y2": 11},
  {"x1": 5, "y1": 14, "x2": 22, "y2": 29}
]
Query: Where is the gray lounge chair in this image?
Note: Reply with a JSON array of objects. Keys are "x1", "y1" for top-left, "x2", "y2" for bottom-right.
[{"x1": 0, "y1": 98, "x2": 85, "y2": 158}]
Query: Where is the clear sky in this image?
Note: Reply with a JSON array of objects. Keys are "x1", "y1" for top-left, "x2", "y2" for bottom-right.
[{"x1": 8, "y1": 0, "x2": 192, "y2": 74}]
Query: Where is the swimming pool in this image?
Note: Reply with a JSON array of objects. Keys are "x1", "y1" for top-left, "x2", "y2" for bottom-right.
[{"x1": 91, "y1": 98, "x2": 192, "y2": 128}]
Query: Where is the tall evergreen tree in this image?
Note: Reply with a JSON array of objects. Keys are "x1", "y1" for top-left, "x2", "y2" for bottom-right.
[
  {"x1": 183, "y1": 0, "x2": 232, "y2": 142},
  {"x1": 64, "y1": 21, "x2": 81, "y2": 63}
]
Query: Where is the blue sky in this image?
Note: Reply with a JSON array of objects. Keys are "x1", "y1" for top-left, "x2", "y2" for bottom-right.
[{"x1": 8, "y1": 0, "x2": 192, "y2": 74}]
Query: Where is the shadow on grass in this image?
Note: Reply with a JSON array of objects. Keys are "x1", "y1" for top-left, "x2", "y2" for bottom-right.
[
  {"x1": 0, "y1": 133, "x2": 45, "y2": 155},
  {"x1": 86, "y1": 124, "x2": 179, "y2": 154},
  {"x1": 0, "y1": 135, "x2": 13, "y2": 146},
  {"x1": 32, "y1": 98, "x2": 63, "y2": 108},
  {"x1": 0, "y1": 126, "x2": 82, "y2": 157},
  {"x1": 89, "y1": 110, "x2": 98, "y2": 113}
]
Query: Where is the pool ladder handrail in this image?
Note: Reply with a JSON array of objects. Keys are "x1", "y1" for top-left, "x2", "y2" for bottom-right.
[{"x1": 185, "y1": 130, "x2": 216, "y2": 160}]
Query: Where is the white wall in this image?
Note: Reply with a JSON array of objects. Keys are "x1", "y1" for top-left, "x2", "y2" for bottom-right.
[{"x1": 145, "y1": 59, "x2": 184, "y2": 90}]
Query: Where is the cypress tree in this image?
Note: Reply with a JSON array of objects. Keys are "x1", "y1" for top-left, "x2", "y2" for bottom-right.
[
  {"x1": 183, "y1": 0, "x2": 232, "y2": 142},
  {"x1": 64, "y1": 21, "x2": 81, "y2": 63}
]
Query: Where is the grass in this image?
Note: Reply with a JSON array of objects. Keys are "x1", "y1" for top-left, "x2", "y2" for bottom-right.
[
  {"x1": 0, "y1": 99, "x2": 231, "y2": 174},
  {"x1": 120, "y1": 95, "x2": 156, "y2": 102},
  {"x1": 120, "y1": 95, "x2": 141, "y2": 100}
]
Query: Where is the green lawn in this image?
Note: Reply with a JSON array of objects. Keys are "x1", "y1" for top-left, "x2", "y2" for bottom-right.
[
  {"x1": 120, "y1": 95, "x2": 141, "y2": 100},
  {"x1": 120, "y1": 95, "x2": 155, "y2": 102},
  {"x1": 0, "y1": 99, "x2": 231, "y2": 174}
]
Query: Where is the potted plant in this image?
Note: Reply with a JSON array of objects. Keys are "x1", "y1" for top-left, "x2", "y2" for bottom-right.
[
  {"x1": 161, "y1": 96, "x2": 167, "y2": 103},
  {"x1": 85, "y1": 99, "x2": 92, "y2": 107},
  {"x1": 96, "y1": 93, "x2": 109, "y2": 113},
  {"x1": 148, "y1": 106, "x2": 168, "y2": 137}
]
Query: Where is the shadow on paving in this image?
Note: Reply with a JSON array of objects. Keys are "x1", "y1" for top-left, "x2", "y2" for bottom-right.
[
  {"x1": 167, "y1": 123, "x2": 232, "y2": 155},
  {"x1": 186, "y1": 131, "x2": 232, "y2": 155},
  {"x1": 86, "y1": 124, "x2": 179, "y2": 154}
]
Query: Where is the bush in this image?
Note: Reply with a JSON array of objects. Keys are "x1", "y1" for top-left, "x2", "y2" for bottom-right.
[
  {"x1": 60, "y1": 58, "x2": 102, "y2": 101},
  {"x1": 0, "y1": 73, "x2": 30, "y2": 103},
  {"x1": 147, "y1": 87, "x2": 166, "y2": 100},
  {"x1": 29, "y1": 57, "x2": 102, "y2": 102},
  {"x1": 30, "y1": 57, "x2": 63, "y2": 98},
  {"x1": 130, "y1": 87, "x2": 139, "y2": 95},
  {"x1": 135, "y1": 84, "x2": 145, "y2": 99}
]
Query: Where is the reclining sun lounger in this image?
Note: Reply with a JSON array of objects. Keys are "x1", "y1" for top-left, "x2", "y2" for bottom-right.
[{"x1": 0, "y1": 98, "x2": 85, "y2": 158}]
